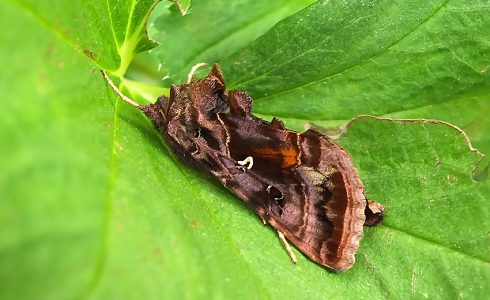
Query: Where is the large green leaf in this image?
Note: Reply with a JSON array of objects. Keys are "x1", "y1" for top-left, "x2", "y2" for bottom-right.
[
  {"x1": 149, "y1": 0, "x2": 316, "y2": 85},
  {"x1": 1, "y1": 0, "x2": 489, "y2": 299},
  {"x1": 0, "y1": 3, "x2": 115, "y2": 299},
  {"x1": 221, "y1": 0, "x2": 490, "y2": 122}
]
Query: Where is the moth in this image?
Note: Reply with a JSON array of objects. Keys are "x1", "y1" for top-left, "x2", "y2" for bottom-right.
[{"x1": 102, "y1": 64, "x2": 384, "y2": 271}]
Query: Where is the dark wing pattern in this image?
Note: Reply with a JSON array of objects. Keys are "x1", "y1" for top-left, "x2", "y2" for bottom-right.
[
  {"x1": 210, "y1": 113, "x2": 367, "y2": 271},
  {"x1": 144, "y1": 64, "x2": 381, "y2": 271}
]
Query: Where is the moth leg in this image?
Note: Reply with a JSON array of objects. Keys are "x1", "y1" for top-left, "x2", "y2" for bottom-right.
[
  {"x1": 261, "y1": 218, "x2": 267, "y2": 225},
  {"x1": 277, "y1": 231, "x2": 297, "y2": 264}
]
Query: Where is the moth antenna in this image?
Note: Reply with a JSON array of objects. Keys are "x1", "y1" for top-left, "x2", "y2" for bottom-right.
[
  {"x1": 100, "y1": 70, "x2": 143, "y2": 109},
  {"x1": 187, "y1": 62, "x2": 208, "y2": 84}
]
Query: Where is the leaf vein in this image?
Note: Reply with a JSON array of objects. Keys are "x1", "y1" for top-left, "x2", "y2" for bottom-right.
[
  {"x1": 254, "y1": 0, "x2": 451, "y2": 102},
  {"x1": 106, "y1": 0, "x2": 121, "y2": 49},
  {"x1": 181, "y1": 1, "x2": 304, "y2": 72},
  {"x1": 381, "y1": 223, "x2": 489, "y2": 263},
  {"x1": 79, "y1": 98, "x2": 120, "y2": 300}
]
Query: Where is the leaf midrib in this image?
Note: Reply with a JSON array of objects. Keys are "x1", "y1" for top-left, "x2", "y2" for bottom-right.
[
  {"x1": 78, "y1": 99, "x2": 120, "y2": 300},
  {"x1": 380, "y1": 223, "x2": 490, "y2": 264}
]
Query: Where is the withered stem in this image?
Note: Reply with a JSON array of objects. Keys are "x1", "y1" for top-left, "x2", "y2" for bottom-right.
[{"x1": 101, "y1": 70, "x2": 143, "y2": 109}]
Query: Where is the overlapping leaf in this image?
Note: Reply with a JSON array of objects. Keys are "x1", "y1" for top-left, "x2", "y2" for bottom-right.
[
  {"x1": 149, "y1": 0, "x2": 315, "y2": 84},
  {"x1": 222, "y1": 0, "x2": 490, "y2": 123}
]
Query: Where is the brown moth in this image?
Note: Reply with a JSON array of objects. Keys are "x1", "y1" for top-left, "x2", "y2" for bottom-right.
[{"x1": 102, "y1": 64, "x2": 384, "y2": 271}]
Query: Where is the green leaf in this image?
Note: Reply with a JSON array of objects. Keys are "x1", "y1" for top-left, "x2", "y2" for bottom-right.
[
  {"x1": 220, "y1": 0, "x2": 490, "y2": 123},
  {"x1": 148, "y1": 0, "x2": 316, "y2": 85},
  {"x1": 1, "y1": 0, "x2": 489, "y2": 299},
  {"x1": 0, "y1": 3, "x2": 114, "y2": 299},
  {"x1": 16, "y1": 0, "x2": 159, "y2": 76}
]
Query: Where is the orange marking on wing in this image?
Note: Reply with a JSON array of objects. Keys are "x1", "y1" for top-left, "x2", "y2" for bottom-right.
[{"x1": 254, "y1": 147, "x2": 299, "y2": 168}]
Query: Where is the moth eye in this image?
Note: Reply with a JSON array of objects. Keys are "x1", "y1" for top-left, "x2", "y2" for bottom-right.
[
  {"x1": 210, "y1": 90, "x2": 229, "y2": 114},
  {"x1": 266, "y1": 185, "x2": 282, "y2": 198},
  {"x1": 189, "y1": 141, "x2": 199, "y2": 155},
  {"x1": 266, "y1": 185, "x2": 285, "y2": 216},
  {"x1": 185, "y1": 124, "x2": 201, "y2": 138},
  {"x1": 193, "y1": 127, "x2": 201, "y2": 138}
]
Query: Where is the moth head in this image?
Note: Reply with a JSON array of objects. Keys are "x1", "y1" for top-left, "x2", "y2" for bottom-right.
[
  {"x1": 141, "y1": 83, "x2": 190, "y2": 129},
  {"x1": 131, "y1": 65, "x2": 231, "y2": 157},
  {"x1": 148, "y1": 83, "x2": 203, "y2": 156},
  {"x1": 189, "y1": 64, "x2": 229, "y2": 117}
]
